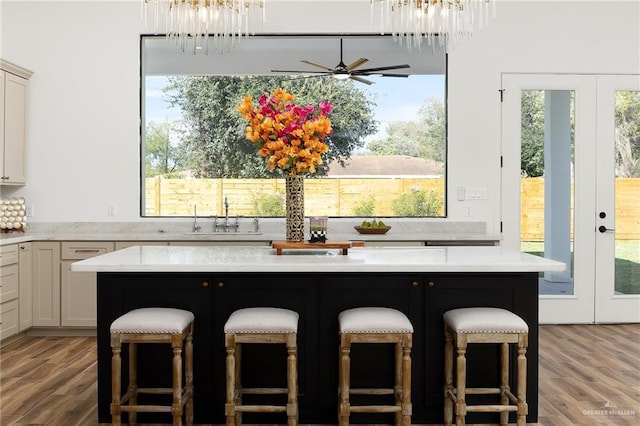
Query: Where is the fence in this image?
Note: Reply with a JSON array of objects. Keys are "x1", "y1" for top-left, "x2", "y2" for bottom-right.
[
  {"x1": 521, "y1": 177, "x2": 639, "y2": 241},
  {"x1": 145, "y1": 177, "x2": 639, "y2": 240},
  {"x1": 145, "y1": 176, "x2": 445, "y2": 217}
]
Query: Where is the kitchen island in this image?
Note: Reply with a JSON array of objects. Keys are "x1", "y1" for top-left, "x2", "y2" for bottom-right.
[{"x1": 73, "y1": 245, "x2": 564, "y2": 424}]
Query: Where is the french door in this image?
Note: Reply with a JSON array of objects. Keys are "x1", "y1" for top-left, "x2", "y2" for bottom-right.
[{"x1": 501, "y1": 73, "x2": 640, "y2": 324}]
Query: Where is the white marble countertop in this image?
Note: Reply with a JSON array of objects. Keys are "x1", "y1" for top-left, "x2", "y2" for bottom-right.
[
  {"x1": 0, "y1": 220, "x2": 502, "y2": 246},
  {"x1": 71, "y1": 245, "x2": 565, "y2": 273}
]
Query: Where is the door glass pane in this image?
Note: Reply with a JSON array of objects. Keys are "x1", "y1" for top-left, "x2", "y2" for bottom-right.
[
  {"x1": 520, "y1": 90, "x2": 575, "y2": 296},
  {"x1": 614, "y1": 90, "x2": 640, "y2": 295}
]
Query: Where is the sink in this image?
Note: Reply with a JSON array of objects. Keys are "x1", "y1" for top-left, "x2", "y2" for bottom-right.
[{"x1": 183, "y1": 232, "x2": 263, "y2": 236}]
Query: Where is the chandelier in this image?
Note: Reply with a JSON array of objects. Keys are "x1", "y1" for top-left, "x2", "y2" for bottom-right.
[
  {"x1": 370, "y1": 0, "x2": 495, "y2": 52},
  {"x1": 142, "y1": 0, "x2": 266, "y2": 54}
]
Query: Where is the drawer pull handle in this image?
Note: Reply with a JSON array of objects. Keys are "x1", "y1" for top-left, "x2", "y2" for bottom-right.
[
  {"x1": 428, "y1": 281, "x2": 435, "y2": 288},
  {"x1": 202, "y1": 281, "x2": 209, "y2": 288},
  {"x1": 217, "y1": 282, "x2": 224, "y2": 288},
  {"x1": 412, "y1": 281, "x2": 419, "y2": 287},
  {"x1": 74, "y1": 249, "x2": 101, "y2": 253}
]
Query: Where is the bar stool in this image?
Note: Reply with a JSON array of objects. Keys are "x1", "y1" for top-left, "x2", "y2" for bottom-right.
[
  {"x1": 338, "y1": 307, "x2": 413, "y2": 426},
  {"x1": 224, "y1": 307, "x2": 299, "y2": 426},
  {"x1": 110, "y1": 307, "x2": 194, "y2": 426},
  {"x1": 443, "y1": 307, "x2": 529, "y2": 426}
]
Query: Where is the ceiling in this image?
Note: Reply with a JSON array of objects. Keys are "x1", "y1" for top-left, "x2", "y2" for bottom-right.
[{"x1": 143, "y1": 34, "x2": 446, "y2": 77}]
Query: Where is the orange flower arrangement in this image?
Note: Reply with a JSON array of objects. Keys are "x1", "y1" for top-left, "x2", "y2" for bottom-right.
[{"x1": 238, "y1": 88, "x2": 333, "y2": 175}]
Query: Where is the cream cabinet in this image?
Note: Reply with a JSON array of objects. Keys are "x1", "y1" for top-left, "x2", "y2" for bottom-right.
[
  {"x1": 18, "y1": 242, "x2": 32, "y2": 331},
  {"x1": 0, "y1": 244, "x2": 20, "y2": 339},
  {"x1": 0, "y1": 60, "x2": 32, "y2": 185},
  {"x1": 32, "y1": 242, "x2": 61, "y2": 326},
  {"x1": 60, "y1": 241, "x2": 114, "y2": 327}
]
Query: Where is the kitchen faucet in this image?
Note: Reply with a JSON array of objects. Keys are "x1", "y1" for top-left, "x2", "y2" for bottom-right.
[
  {"x1": 214, "y1": 196, "x2": 239, "y2": 232},
  {"x1": 192, "y1": 205, "x2": 201, "y2": 233}
]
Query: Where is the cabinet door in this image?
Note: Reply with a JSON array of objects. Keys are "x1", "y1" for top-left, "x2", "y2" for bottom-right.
[
  {"x1": 18, "y1": 242, "x2": 32, "y2": 331},
  {"x1": 0, "y1": 263, "x2": 19, "y2": 303},
  {"x1": 212, "y1": 274, "x2": 316, "y2": 424},
  {"x1": 2, "y1": 72, "x2": 28, "y2": 184},
  {"x1": 96, "y1": 273, "x2": 213, "y2": 424},
  {"x1": 0, "y1": 299, "x2": 19, "y2": 340},
  {"x1": 61, "y1": 242, "x2": 114, "y2": 327},
  {"x1": 32, "y1": 242, "x2": 61, "y2": 326}
]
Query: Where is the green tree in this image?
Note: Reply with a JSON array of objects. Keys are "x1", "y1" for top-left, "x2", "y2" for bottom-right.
[
  {"x1": 164, "y1": 76, "x2": 377, "y2": 178},
  {"x1": 145, "y1": 120, "x2": 186, "y2": 177},
  {"x1": 614, "y1": 91, "x2": 640, "y2": 177},
  {"x1": 520, "y1": 90, "x2": 546, "y2": 177},
  {"x1": 367, "y1": 97, "x2": 445, "y2": 163}
]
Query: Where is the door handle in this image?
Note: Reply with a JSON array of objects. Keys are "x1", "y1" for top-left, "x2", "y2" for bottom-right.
[{"x1": 598, "y1": 226, "x2": 615, "y2": 233}]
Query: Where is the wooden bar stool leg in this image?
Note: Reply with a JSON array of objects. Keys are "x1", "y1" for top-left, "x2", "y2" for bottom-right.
[
  {"x1": 110, "y1": 335, "x2": 122, "y2": 426},
  {"x1": 517, "y1": 335, "x2": 528, "y2": 426},
  {"x1": 443, "y1": 327, "x2": 454, "y2": 426},
  {"x1": 455, "y1": 337, "x2": 467, "y2": 426},
  {"x1": 401, "y1": 337, "x2": 412, "y2": 426},
  {"x1": 185, "y1": 331, "x2": 194, "y2": 426},
  {"x1": 500, "y1": 342, "x2": 509, "y2": 426},
  {"x1": 234, "y1": 343, "x2": 241, "y2": 426},
  {"x1": 287, "y1": 334, "x2": 298, "y2": 426},
  {"x1": 128, "y1": 342, "x2": 138, "y2": 426},
  {"x1": 338, "y1": 335, "x2": 351, "y2": 426},
  {"x1": 171, "y1": 335, "x2": 184, "y2": 426},
  {"x1": 394, "y1": 342, "x2": 402, "y2": 426},
  {"x1": 225, "y1": 334, "x2": 236, "y2": 426}
]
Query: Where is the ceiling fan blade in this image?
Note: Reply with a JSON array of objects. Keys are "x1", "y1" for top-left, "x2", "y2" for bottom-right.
[
  {"x1": 346, "y1": 58, "x2": 369, "y2": 71},
  {"x1": 271, "y1": 69, "x2": 332, "y2": 74},
  {"x1": 350, "y1": 75, "x2": 374, "y2": 85},
  {"x1": 378, "y1": 73, "x2": 410, "y2": 78},
  {"x1": 301, "y1": 60, "x2": 335, "y2": 72},
  {"x1": 352, "y1": 64, "x2": 411, "y2": 74}
]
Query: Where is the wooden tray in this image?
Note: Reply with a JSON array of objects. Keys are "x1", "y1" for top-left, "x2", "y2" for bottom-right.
[
  {"x1": 354, "y1": 226, "x2": 391, "y2": 235},
  {"x1": 272, "y1": 240, "x2": 353, "y2": 255}
]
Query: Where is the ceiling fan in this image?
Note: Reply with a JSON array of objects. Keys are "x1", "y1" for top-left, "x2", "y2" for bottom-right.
[{"x1": 271, "y1": 39, "x2": 410, "y2": 85}]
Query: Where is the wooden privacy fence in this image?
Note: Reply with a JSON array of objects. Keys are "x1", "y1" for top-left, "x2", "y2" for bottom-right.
[
  {"x1": 145, "y1": 177, "x2": 639, "y2": 240},
  {"x1": 145, "y1": 177, "x2": 445, "y2": 217},
  {"x1": 521, "y1": 177, "x2": 639, "y2": 241}
]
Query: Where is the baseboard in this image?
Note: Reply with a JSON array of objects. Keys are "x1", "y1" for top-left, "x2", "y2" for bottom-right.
[{"x1": 25, "y1": 327, "x2": 97, "y2": 337}]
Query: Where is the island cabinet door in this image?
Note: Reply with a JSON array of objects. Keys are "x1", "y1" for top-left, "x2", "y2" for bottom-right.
[
  {"x1": 212, "y1": 273, "x2": 318, "y2": 424},
  {"x1": 317, "y1": 274, "x2": 425, "y2": 424},
  {"x1": 96, "y1": 272, "x2": 213, "y2": 425},
  {"x1": 423, "y1": 272, "x2": 539, "y2": 425}
]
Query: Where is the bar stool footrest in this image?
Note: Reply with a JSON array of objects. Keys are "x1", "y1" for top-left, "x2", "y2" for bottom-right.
[
  {"x1": 241, "y1": 387, "x2": 288, "y2": 395},
  {"x1": 466, "y1": 404, "x2": 518, "y2": 413},
  {"x1": 350, "y1": 388, "x2": 395, "y2": 395},
  {"x1": 350, "y1": 405, "x2": 402, "y2": 413},
  {"x1": 236, "y1": 405, "x2": 287, "y2": 413}
]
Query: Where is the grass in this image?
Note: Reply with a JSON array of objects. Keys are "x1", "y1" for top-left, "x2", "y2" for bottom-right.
[{"x1": 521, "y1": 240, "x2": 640, "y2": 295}]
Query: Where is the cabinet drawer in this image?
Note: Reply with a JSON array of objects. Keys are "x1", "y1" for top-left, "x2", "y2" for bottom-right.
[
  {"x1": 0, "y1": 263, "x2": 18, "y2": 303},
  {"x1": 0, "y1": 244, "x2": 19, "y2": 266},
  {"x1": 0, "y1": 299, "x2": 19, "y2": 340},
  {"x1": 61, "y1": 241, "x2": 114, "y2": 260}
]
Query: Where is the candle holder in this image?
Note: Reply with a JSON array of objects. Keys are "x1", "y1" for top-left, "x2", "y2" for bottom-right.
[{"x1": 309, "y1": 216, "x2": 328, "y2": 243}]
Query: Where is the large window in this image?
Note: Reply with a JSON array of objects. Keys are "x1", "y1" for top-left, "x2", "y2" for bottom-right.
[{"x1": 141, "y1": 35, "x2": 447, "y2": 218}]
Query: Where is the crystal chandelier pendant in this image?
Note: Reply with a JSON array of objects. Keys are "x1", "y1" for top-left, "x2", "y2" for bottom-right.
[
  {"x1": 142, "y1": 0, "x2": 267, "y2": 54},
  {"x1": 370, "y1": 0, "x2": 495, "y2": 53}
]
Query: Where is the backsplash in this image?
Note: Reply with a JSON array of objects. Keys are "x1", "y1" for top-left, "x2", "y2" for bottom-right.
[{"x1": 0, "y1": 197, "x2": 27, "y2": 233}]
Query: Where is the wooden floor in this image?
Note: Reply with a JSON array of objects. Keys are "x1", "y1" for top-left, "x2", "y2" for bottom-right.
[{"x1": 1, "y1": 324, "x2": 639, "y2": 425}]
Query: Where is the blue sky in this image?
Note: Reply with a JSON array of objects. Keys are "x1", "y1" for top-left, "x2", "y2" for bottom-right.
[{"x1": 145, "y1": 74, "x2": 445, "y2": 145}]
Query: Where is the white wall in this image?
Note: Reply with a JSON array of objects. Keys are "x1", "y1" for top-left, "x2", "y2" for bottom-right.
[{"x1": 1, "y1": 1, "x2": 639, "y2": 232}]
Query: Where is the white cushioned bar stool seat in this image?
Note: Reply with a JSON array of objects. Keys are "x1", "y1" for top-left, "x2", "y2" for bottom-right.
[
  {"x1": 224, "y1": 307, "x2": 299, "y2": 426},
  {"x1": 110, "y1": 307, "x2": 195, "y2": 426},
  {"x1": 443, "y1": 307, "x2": 529, "y2": 426},
  {"x1": 338, "y1": 307, "x2": 413, "y2": 426}
]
